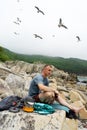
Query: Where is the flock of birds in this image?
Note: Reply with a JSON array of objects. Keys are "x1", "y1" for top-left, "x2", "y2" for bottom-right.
[
  {"x1": 13, "y1": 0, "x2": 21, "y2": 35},
  {"x1": 34, "y1": 6, "x2": 81, "y2": 42},
  {"x1": 13, "y1": 1, "x2": 81, "y2": 42},
  {"x1": 13, "y1": 17, "x2": 21, "y2": 35}
]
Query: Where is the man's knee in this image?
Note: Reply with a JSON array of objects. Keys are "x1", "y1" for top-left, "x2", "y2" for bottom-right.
[
  {"x1": 39, "y1": 92, "x2": 55, "y2": 104},
  {"x1": 46, "y1": 92, "x2": 55, "y2": 98}
]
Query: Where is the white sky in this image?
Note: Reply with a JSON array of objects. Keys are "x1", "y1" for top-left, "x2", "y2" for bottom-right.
[{"x1": 0, "y1": 0, "x2": 87, "y2": 60}]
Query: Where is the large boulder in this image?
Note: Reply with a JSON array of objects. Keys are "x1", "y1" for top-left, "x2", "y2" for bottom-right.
[{"x1": 0, "y1": 110, "x2": 65, "y2": 130}]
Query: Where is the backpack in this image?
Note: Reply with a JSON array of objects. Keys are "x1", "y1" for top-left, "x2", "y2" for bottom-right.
[
  {"x1": 0, "y1": 95, "x2": 22, "y2": 111},
  {"x1": 33, "y1": 102, "x2": 55, "y2": 115}
]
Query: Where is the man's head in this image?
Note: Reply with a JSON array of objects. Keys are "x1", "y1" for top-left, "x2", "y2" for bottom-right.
[{"x1": 42, "y1": 65, "x2": 53, "y2": 77}]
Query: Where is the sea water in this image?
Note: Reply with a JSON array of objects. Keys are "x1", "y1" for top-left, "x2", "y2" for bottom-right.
[
  {"x1": 77, "y1": 76, "x2": 87, "y2": 86},
  {"x1": 77, "y1": 76, "x2": 87, "y2": 82}
]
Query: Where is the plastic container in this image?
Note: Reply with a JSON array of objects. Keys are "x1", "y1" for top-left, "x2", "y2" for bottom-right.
[{"x1": 22, "y1": 106, "x2": 34, "y2": 112}]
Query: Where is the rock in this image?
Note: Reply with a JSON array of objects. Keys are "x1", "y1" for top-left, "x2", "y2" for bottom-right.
[
  {"x1": 0, "y1": 110, "x2": 65, "y2": 130},
  {"x1": 69, "y1": 90, "x2": 86, "y2": 104},
  {"x1": 62, "y1": 118, "x2": 78, "y2": 130},
  {"x1": 71, "y1": 101, "x2": 87, "y2": 119}
]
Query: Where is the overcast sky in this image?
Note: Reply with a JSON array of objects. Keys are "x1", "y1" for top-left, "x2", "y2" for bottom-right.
[{"x1": 0, "y1": 0, "x2": 87, "y2": 60}]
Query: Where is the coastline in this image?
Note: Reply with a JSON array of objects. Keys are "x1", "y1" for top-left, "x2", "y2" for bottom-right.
[{"x1": 77, "y1": 76, "x2": 87, "y2": 85}]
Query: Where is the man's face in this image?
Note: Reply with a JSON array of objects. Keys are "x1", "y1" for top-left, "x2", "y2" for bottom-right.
[{"x1": 44, "y1": 66, "x2": 53, "y2": 77}]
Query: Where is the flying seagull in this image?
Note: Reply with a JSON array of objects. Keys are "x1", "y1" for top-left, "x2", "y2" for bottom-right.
[
  {"x1": 13, "y1": 21, "x2": 20, "y2": 25},
  {"x1": 76, "y1": 36, "x2": 81, "y2": 42},
  {"x1": 58, "y1": 18, "x2": 68, "y2": 29},
  {"x1": 35, "y1": 6, "x2": 45, "y2": 15},
  {"x1": 14, "y1": 32, "x2": 20, "y2": 35},
  {"x1": 13, "y1": 17, "x2": 21, "y2": 25},
  {"x1": 33, "y1": 34, "x2": 43, "y2": 39},
  {"x1": 17, "y1": 17, "x2": 21, "y2": 23},
  {"x1": 52, "y1": 35, "x2": 55, "y2": 37}
]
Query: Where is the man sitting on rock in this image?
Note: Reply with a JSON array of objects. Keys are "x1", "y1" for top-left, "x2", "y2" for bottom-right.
[{"x1": 28, "y1": 64, "x2": 84, "y2": 113}]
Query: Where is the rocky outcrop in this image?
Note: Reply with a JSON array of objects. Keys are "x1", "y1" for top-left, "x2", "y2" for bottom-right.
[
  {"x1": 0, "y1": 110, "x2": 65, "y2": 130},
  {"x1": 0, "y1": 61, "x2": 87, "y2": 130}
]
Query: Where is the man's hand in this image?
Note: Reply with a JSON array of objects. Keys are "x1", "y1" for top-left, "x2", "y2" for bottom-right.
[
  {"x1": 54, "y1": 90, "x2": 59, "y2": 94},
  {"x1": 54, "y1": 90, "x2": 60, "y2": 98}
]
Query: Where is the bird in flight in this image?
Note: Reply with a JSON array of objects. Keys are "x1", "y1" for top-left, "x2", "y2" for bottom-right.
[
  {"x1": 17, "y1": 17, "x2": 21, "y2": 23},
  {"x1": 13, "y1": 17, "x2": 21, "y2": 25},
  {"x1": 13, "y1": 21, "x2": 20, "y2": 25},
  {"x1": 76, "y1": 36, "x2": 81, "y2": 42},
  {"x1": 33, "y1": 34, "x2": 43, "y2": 39},
  {"x1": 52, "y1": 35, "x2": 55, "y2": 37},
  {"x1": 35, "y1": 6, "x2": 45, "y2": 15},
  {"x1": 14, "y1": 32, "x2": 20, "y2": 35},
  {"x1": 58, "y1": 18, "x2": 68, "y2": 29}
]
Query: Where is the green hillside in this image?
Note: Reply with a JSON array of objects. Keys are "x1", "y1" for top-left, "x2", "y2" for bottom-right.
[
  {"x1": 0, "y1": 46, "x2": 87, "y2": 75},
  {"x1": 0, "y1": 46, "x2": 17, "y2": 61}
]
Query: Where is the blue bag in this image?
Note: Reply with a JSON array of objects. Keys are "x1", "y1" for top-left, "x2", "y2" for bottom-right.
[{"x1": 34, "y1": 102, "x2": 55, "y2": 115}]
